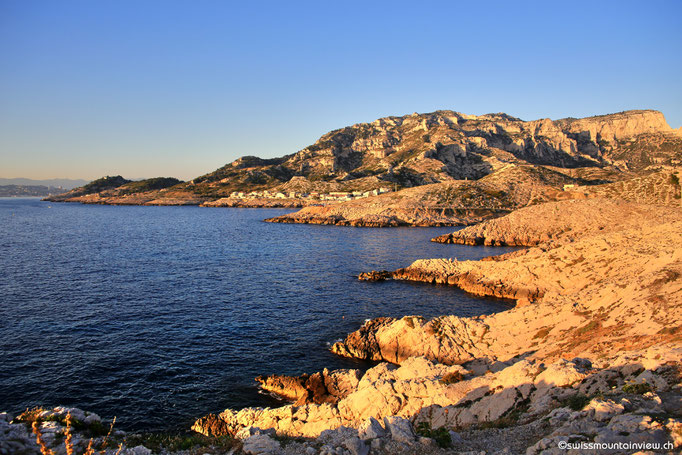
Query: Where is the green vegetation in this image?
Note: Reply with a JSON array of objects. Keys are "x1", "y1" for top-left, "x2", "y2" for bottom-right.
[
  {"x1": 477, "y1": 401, "x2": 530, "y2": 429},
  {"x1": 560, "y1": 393, "x2": 591, "y2": 411},
  {"x1": 80, "y1": 175, "x2": 131, "y2": 194},
  {"x1": 415, "y1": 421, "x2": 452, "y2": 448},
  {"x1": 119, "y1": 177, "x2": 182, "y2": 194},
  {"x1": 622, "y1": 382, "x2": 653, "y2": 395}
]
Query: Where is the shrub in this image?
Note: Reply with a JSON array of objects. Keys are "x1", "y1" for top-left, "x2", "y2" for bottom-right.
[
  {"x1": 622, "y1": 382, "x2": 653, "y2": 395},
  {"x1": 28, "y1": 411, "x2": 119, "y2": 455},
  {"x1": 560, "y1": 394, "x2": 591, "y2": 411},
  {"x1": 415, "y1": 421, "x2": 452, "y2": 448}
]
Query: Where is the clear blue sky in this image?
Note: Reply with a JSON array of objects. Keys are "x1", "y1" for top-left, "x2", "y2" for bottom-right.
[{"x1": 1, "y1": 0, "x2": 681, "y2": 180}]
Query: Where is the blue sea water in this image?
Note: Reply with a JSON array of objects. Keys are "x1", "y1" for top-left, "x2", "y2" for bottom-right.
[{"x1": 0, "y1": 198, "x2": 517, "y2": 431}]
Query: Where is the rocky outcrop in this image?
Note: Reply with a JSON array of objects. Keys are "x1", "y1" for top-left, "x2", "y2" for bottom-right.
[
  {"x1": 335, "y1": 202, "x2": 682, "y2": 366},
  {"x1": 256, "y1": 369, "x2": 361, "y2": 405},
  {"x1": 192, "y1": 351, "x2": 681, "y2": 453},
  {"x1": 432, "y1": 198, "x2": 682, "y2": 246},
  {"x1": 556, "y1": 109, "x2": 673, "y2": 143}
]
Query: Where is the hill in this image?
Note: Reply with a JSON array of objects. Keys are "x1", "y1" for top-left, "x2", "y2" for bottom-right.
[{"x1": 0, "y1": 177, "x2": 88, "y2": 190}]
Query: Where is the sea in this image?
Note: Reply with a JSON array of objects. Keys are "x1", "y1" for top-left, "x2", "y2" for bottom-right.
[{"x1": 0, "y1": 198, "x2": 518, "y2": 431}]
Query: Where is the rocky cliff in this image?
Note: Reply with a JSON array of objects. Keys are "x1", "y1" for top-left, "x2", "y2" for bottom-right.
[{"x1": 183, "y1": 109, "x2": 681, "y2": 195}]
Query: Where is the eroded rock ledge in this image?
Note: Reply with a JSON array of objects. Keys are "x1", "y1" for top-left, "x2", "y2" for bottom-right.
[
  {"x1": 359, "y1": 259, "x2": 542, "y2": 302},
  {"x1": 431, "y1": 198, "x2": 681, "y2": 246},
  {"x1": 263, "y1": 209, "x2": 498, "y2": 228},
  {"x1": 256, "y1": 368, "x2": 361, "y2": 406}
]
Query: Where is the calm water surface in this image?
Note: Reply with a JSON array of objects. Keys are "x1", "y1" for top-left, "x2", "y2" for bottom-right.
[{"x1": 0, "y1": 198, "x2": 517, "y2": 431}]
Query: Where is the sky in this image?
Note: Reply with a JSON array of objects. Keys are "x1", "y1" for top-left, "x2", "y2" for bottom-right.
[{"x1": 1, "y1": 0, "x2": 681, "y2": 181}]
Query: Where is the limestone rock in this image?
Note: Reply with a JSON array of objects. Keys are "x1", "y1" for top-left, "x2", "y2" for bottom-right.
[
  {"x1": 535, "y1": 359, "x2": 589, "y2": 388},
  {"x1": 585, "y1": 399, "x2": 625, "y2": 422},
  {"x1": 123, "y1": 447, "x2": 152, "y2": 455},
  {"x1": 256, "y1": 368, "x2": 361, "y2": 405},
  {"x1": 242, "y1": 433, "x2": 281, "y2": 455},
  {"x1": 358, "y1": 417, "x2": 386, "y2": 440},
  {"x1": 343, "y1": 436, "x2": 369, "y2": 455},
  {"x1": 470, "y1": 387, "x2": 522, "y2": 422},
  {"x1": 383, "y1": 416, "x2": 415, "y2": 443}
]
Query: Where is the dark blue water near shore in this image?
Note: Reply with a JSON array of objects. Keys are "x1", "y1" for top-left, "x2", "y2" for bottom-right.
[{"x1": 0, "y1": 198, "x2": 517, "y2": 431}]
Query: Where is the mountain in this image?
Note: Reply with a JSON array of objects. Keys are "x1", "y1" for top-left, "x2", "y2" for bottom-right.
[
  {"x1": 0, "y1": 178, "x2": 88, "y2": 190},
  {"x1": 45, "y1": 109, "x2": 682, "y2": 208},
  {"x1": 191, "y1": 109, "x2": 680, "y2": 192}
]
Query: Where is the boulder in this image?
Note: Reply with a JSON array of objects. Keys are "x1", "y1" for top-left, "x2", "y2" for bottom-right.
[
  {"x1": 358, "y1": 417, "x2": 386, "y2": 440},
  {"x1": 242, "y1": 433, "x2": 281, "y2": 455},
  {"x1": 535, "y1": 359, "x2": 588, "y2": 388},
  {"x1": 470, "y1": 387, "x2": 521, "y2": 422},
  {"x1": 634, "y1": 370, "x2": 669, "y2": 392},
  {"x1": 383, "y1": 416, "x2": 415, "y2": 444},
  {"x1": 343, "y1": 436, "x2": 369, "y2": 455},
  {"x1": 585, "y1": 399, "x2": 625, "y2": 422}
]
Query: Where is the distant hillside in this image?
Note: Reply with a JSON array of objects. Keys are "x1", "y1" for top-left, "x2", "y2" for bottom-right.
[
  {"x1": 0, "y1": 178, "x2": 88, "y2": 190},
  {"x1": 0, "y1": 185, "x2": 67, "y2": 197},
  {"x1": 44, "y1": 176, "x2": 186, "y2": 205}
]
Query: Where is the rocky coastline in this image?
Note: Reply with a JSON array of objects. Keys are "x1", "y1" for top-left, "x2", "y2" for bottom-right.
[
  {"x1": 188, "y1": 198, "x2": 680, "y2": 454},
  {"x1": 6, "y1": 197, "x2": 681, "y2": 454}
]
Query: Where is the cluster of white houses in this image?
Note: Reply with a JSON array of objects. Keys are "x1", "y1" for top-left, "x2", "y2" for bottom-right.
[{"x1": 229, "y1": 187, "x2": 393, "y2": 201}]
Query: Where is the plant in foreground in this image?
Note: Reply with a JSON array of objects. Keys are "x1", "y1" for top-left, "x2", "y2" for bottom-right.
[
  {"x1": 30, "y1": 411, "x2": 122, "y2": 455},
  {"x1": 415, "y1": 421, "x2": 452, "y2": 448}
]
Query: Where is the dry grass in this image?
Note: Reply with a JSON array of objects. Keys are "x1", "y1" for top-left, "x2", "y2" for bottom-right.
[
  {"x1": 32, "y1": 420, "x2": 54, "y2": 455},
  {"x1": 65, "y1": 413, "x2": 74, "y2": 455},
  {"x1": 27, "y1": 409, "x2": 119, "y2": 455},
  {"x1": 440, "y1": 371, "x2": 465, "y2": 384}
]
